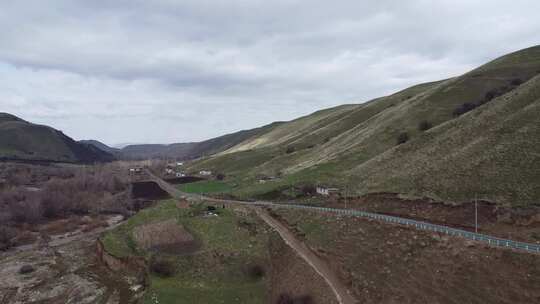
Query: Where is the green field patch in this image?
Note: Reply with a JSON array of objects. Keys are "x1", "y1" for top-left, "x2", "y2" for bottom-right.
[
  {"x1": 178, "y1": 180, "x2": 234, "y2": 194},
  {"x1": 102, "y1": 199, "x2": 272, "y2": 304}
]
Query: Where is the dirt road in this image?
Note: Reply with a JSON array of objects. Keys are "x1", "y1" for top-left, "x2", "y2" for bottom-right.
[
  {"x1": 147, "y1": 171, "x2": 357, "y2": 304},
  {"x1": 254, "y1": 207, "x2": 357, "y2": 304}
]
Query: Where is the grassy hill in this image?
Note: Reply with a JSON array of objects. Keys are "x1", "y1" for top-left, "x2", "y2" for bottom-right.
[
  {"x1": 119, "y1": 122, "x2": 282, "y2": 160},
  {"x1": 79, "y1": 139, "x2": 121, "y2": 155},
  {"x1": 0, "y1": 113, "x2": 114, "y2": 163},
  {"x1": 186, "y1": 46, "x2": 540, "y2": 206}
]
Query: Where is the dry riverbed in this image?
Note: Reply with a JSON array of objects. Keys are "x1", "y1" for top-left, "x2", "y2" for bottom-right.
[{"x1": 0, "y1": 215, "x2": 143, "y2": 304}]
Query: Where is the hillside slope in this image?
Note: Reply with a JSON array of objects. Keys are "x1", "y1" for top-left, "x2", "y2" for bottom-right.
[
  {"x1": 0, "y1": 113, "x2": 114, "y2": 163},
  {"x1": 187, "y1": 45, "x2": 540, "y2": 206},
  {"x1": 79, "y1": 140, "x2": 120, "y2": 155},
  {"x1": 120, "y1": 122, "x2": 282, "y2": 160},
  {"x1": 350, "y1": 74, "x2": 540, "y2": 206}
]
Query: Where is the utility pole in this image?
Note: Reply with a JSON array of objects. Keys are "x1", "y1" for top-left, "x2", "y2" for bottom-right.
[
  {"x1": 344, "y1": 186, "x2": 347, "y2": 209},
  {"x1": 475, "y1": 194, "x2": 478, "y2": 233}
]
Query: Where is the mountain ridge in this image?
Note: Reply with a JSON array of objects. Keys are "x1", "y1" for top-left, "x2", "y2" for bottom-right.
[
  {"x1": 185, "y1": 45, "x2": 540, "y2": 206},
  {"x1": 0, "y1": 113, "x2": 115, "y2": 163}
]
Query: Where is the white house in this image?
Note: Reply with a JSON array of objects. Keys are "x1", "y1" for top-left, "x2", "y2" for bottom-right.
[
  {"x1": 316, "y1": 186, "x2": 340, "y2": 196},
  {"x1": 176, "y1": 162, "x2": 184, "y2": 166},
  {"x1": 129, "y1": 167, "x2": 143, "y2": 175},
  {"x1": 199, "y1": 170, "x2": 212, "y2": 176},
  {"x1": 176, "y1": 172, "x2": 186, "y2": 177}
]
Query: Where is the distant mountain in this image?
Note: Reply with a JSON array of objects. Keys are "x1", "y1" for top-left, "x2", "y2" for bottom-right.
[
  {"x1": 0, "y1": 113, "x2": 115, "y2": 163},
  {"x1": 79, "y1": 140, "x2": 120, "y2": 154},
  {"x1": 187, "y1": 45, "x2": 540, "y2": 206},
  {"x1": 118, "y1": 122, "x2": 282, "y2": 160},
  {"x1": 121, "y1": 143, "x2": 198, "y2": 160}
]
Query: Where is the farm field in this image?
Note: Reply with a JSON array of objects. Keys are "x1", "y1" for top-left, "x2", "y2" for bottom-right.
[
  {"x1": 101, "y1": 199, "x2": 274, "y2": 304},
  {"x1": 177, "y1": 180, "x2": 235, "y2": 194}
]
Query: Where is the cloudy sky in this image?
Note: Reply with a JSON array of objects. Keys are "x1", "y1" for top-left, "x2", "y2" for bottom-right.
[{"x1": 1, "y1": 0, "x2": 539, "y2": 146}]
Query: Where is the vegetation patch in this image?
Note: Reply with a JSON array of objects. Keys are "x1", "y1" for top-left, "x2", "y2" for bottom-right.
[
  {"x1": 133, "y1": 219, "x2": 199, "y2": 255},
  {"x1": 177, "y1": 180, "x2": 234, "y2": 194},
  {"x1": 102, "y1": 199, "x2": 273, "y2": 304}
]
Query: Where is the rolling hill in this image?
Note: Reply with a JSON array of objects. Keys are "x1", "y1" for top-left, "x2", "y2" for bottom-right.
[
  {"x1": 117, "y1": 122, "x2": 283, "y2": 160},
  {"x1": 186, "y1": 45, "x2": 540, "y2": 206},
  {"x1": 0, "y1": 113, "x2": 115, "y2": 163},
  {"x1": 79, "y1": 139, "x2": 121, "y2": 155}
]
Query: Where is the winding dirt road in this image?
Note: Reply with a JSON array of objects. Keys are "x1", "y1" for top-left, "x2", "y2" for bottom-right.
[
  {"x1": 253, "y1": 207, "x2": 357, "y2": 304},
  {"x1": 147, "y1": 171, "x2": 357, "y2": 304}
]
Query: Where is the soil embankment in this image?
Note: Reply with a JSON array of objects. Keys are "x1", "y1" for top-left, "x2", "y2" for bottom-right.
[
  {"x1": 96, "y1": 239, "x2": 148, "y2": 285},
  {"x1": 132, "y1": 181, "x2": 171, "y2": 200},
  {"x1": 330, "y1": 193, "x2": 540, "y2": 243}
]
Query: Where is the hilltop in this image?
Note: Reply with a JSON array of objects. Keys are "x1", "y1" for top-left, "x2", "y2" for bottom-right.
[
  {"x1": 186, "y1": 45, "x2": 540, "y2": 206},
  {"x1": 0, "y1": 113, "x2": 115, "y2": 163}
]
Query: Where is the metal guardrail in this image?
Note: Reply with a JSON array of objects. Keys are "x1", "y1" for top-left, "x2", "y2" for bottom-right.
[
  {"x1": 148, "y1": 171, "x2": 540, "y2": 254},
  {"x1": 253, "y1": 202, "x2": 540, "y2": 254}
]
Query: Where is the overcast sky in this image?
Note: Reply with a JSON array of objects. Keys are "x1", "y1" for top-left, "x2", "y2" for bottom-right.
[{"x1": 1, "y1": 1, "x2": 539, "y2": 146}]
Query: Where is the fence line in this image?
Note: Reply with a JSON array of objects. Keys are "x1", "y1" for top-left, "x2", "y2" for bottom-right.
[
  {"x1": 247, "y1": 202, "x2": 540, "y2": 254},
  {"x1": 149, "y1": 172, "x2": 540, "y2": 254}
]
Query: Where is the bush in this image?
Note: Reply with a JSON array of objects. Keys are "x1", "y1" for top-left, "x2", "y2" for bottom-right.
[
  {"x1": 216, "y1": 173, "x2": 225, "y2": 181},
  {"x1": 150, "y1": 256, "x2": 176, "y2": 277},
  {"x1": 19, "y1": 265, "x2": 35, "y2": 274},
  {"x1": 396, "y1": 132, "x2": 410, "y2": 145},
  {"x1": 510, "y1": 78, "x2": 523, "y2": 86},
  {"x1": 300, "y1": 185, "x2": 316, "y2": 196},
  {"x1": 418, "y1": 120, "x2": 433, "y2": 131},
  {"x1": 285, "y1": 146, "x2": 295, "y2": 154},
  {"x1": 0, "y1": 225, "x2": 17, "y2": 250},
  {"x1": 246, "y1": 264, "x2": 265, "y2": 280},
  {"x1": 0, "y1": 164, "x2": 131, "y2": 224},
  {"x1": 453, "y1": 102, "x2": 477, "y2": 117}
]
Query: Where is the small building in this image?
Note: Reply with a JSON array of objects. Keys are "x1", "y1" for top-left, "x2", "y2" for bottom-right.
[
  {"x1": 199, "y1": 170, "x2": 212, "y2": 176},
  {"x1": 165, "y1": 168, "x2": 174, "y2": 174},
  {"x1": 176, "y1": 162, "x2": 184, "y2": 166},
  {"x1": 175, "y1": 172, "x2": 186, "y2": 178},
  {"x1": 316, "y1": 186, "x2": 340, "y2": 196},
  {"x1": 129, "y1": 167, "x2": 143, "y2": 174}
]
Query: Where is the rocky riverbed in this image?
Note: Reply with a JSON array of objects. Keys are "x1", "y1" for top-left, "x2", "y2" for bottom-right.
[{"x1": 0, "y1": 215, "x2": 143, "y2": 304}]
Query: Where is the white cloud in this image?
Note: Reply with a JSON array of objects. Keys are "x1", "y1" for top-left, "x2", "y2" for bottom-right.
[{"x1": 0, "y1": 0, "x2": 539, "y2": 145}]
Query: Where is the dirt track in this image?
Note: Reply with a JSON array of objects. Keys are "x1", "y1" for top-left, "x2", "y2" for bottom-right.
[
  {"x1": 147, "y1": 170, "x2": 357, "y2": 304},
  {"x1": 254, "y1": 207, "x2": 357, "y2": 304}
]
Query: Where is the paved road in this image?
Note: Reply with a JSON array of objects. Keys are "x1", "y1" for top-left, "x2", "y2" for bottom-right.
[{"x1": 148, "y1": 171, "x2": 540, "y2": 255}]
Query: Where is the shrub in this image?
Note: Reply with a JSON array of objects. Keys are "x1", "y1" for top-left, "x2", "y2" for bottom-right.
[
  {"x1": 418, "y1": 120, "x2": 433, "y2": 131},
  {"x1": 510, "y1": 78, "x2": 523, "y2": 86},
  {"x1": 453, "y1": 102, "x2": 477, "y2": 117},
  {"x1": 396, "y1": 132, "x2": 410, "y2": 145},
  {"x1": 0, "y1": 225, "x2": 17, "y2": 250},
  {"x1": 246, "y1": 264, "x2": 265, "y2": 280},
  {"x1": 484, "y1": 90, "x2": 499, "y2": 102},
  {"x1": 150, "y1": 256, "x2": 176, "y2": 277},
  {"x1": 216, "y1": 173, "x2": 225, "y2": 181},
  {"x1": 300, "y1": 185, "x2": 316, "y2": 196},
  {"x1": 19, "y1": 265, "x2": 35, "y2": 274},
  {"x1": 285, "y1": 146, "x2": 295, "y2": 154}
]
